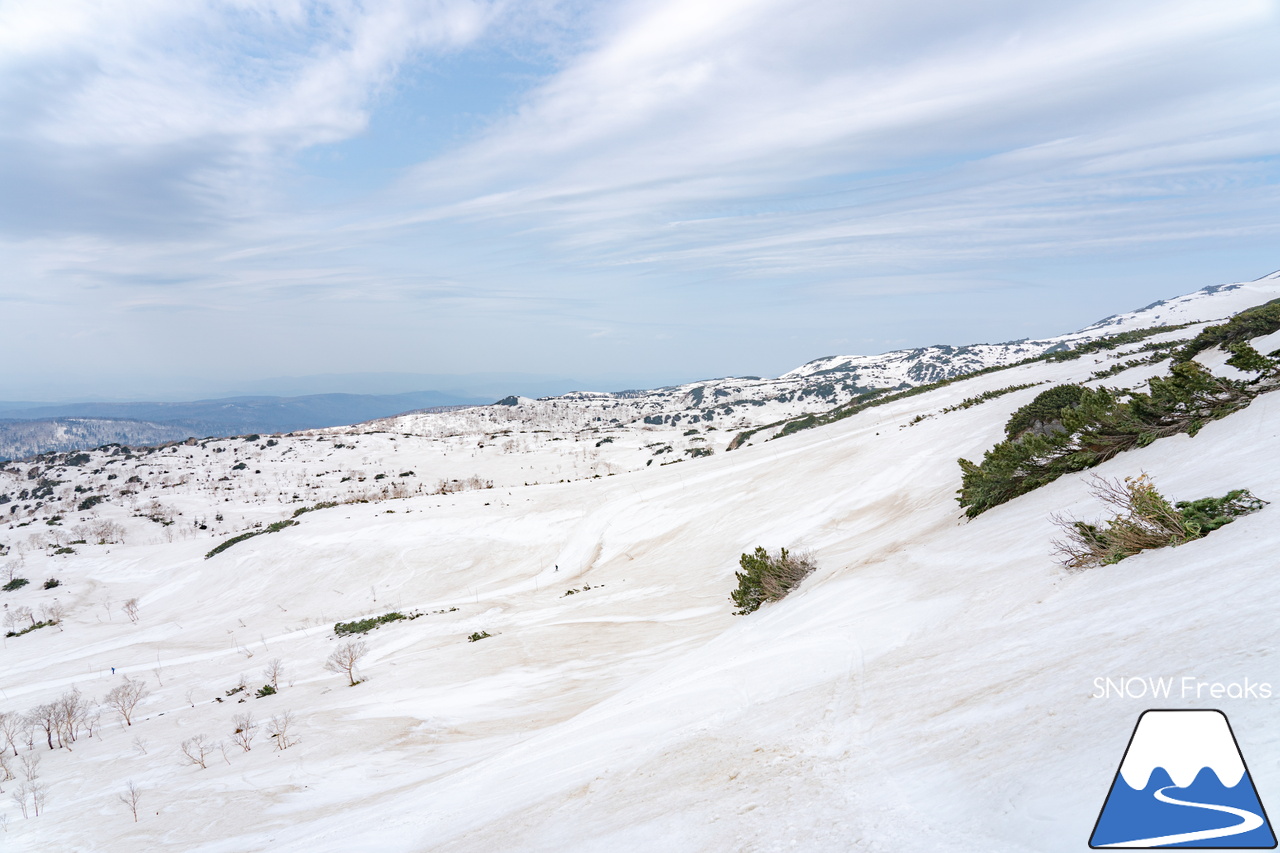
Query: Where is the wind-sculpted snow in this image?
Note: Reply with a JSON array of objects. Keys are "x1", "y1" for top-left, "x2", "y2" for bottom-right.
[{"x1": 2, "y1": 274, "x2": 1280, "y2": 852}]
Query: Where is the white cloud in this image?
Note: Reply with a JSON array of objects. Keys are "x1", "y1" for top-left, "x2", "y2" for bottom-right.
[{"x1": 389, "y1": 0, "x2": 1280, "y2": 274}]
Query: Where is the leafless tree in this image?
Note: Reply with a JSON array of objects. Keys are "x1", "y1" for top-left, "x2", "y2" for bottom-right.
[
  {"x1": 268, "y1": 711, "x2": 295, "y2": 750},
  {"x1": 0, "y1": 712, "x2": 20, "y2": 757},
  {"x1": 52, "y1": 690, "x2": 93, "y2": 750},
  {"x1": 30, "y1": 781, "x2": 46, "y2": 816},
  {"x1": 18, "y1": 753, "x2": 39, "y2": 783},
  {"x1": 12, "y1": 781, "x2": 30, "y2": 819},
  {"x1": 0, "y1": 752, "x2": 12, "y2": 791},
  {"x1": 230, "y1": 712, "x2": 257, "y2": 752},
  {"x1": 104, "y1": 677, "x2": 149, "y2": 726},
  {"x1": 3, "y1": 606, "x2": 34, "y2": 634},
  {"x1": 118, "y1": 780, "x2": 142, "y2": 822},
  {"x1": 263, "y1": 658, "x2": 284, "y2": 690},
  {"x1": 24, "y1": 704, "x2": 56, "y2": 750},
  {"x1": 40, "y1": 601, "x2": 66, "y2": 629},
  {"x1": 131, "y1": 736, "x2": 148, "y2": 756},
  {"x1": 122, "y1": 598, "x2": 140, "y2": 624},
  {"x1": 324, "y1": 640, "x2": 368, "y2": 686},
  {"x1": 179, "y1": 734, "x2": 214, "y2": 769}
]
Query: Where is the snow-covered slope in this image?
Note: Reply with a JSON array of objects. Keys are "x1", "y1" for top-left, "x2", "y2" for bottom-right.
[{"x1": 1, "y1": 274, "x2": 1279, "y2": 852}]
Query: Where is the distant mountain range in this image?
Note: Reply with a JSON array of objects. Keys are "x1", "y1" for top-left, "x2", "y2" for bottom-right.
[
  {"x1": 7, "y1": 274, "x2": 1277, "y2": 462},
  {"x1": 0, "y1": 391, "x2": 484, "y2": 461}
]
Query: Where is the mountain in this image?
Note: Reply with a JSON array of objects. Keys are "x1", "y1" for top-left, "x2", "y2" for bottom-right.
[
  {"x1": 0, "y1": 391, "x2": 484, "y2": 461},
  {"x1": 2, "y1": 272, "x2": 1279, "y2": 852}
]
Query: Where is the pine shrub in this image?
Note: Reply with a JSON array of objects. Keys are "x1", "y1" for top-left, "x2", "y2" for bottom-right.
[
  {"x1": 1052, "y1": 475, "x2": 1266, "y2": 570},
  {"x1": 959, "y1": 361, "x2": 1266, "y2": 517},
  {"x1": 731, "y1": 546, "x2": 817, "y2": 615}
]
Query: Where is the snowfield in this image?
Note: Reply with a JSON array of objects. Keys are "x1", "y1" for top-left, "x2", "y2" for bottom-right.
[{"x1": 2, "y1": 273, "x2": 1279, "y2": 851}]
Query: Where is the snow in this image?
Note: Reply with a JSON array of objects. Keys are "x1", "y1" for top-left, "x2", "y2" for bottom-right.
[{"x1": 1, "y1": 276, "x2": 1279, "y2": 851}]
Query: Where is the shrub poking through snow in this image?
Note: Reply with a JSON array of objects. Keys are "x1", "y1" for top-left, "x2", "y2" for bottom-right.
[
  {"x1": 1175, "y1": 297, "x2": 1280, "y2": 363},
  {"x1": 1003, "y1": 384, "x2": 1087, "y2": 440},
  {"x1": 958, "y1": 361, "x2": 1270, "y2": 517},
  {"x1": 1051, "y1": 475, "x2": 1266, "y2": 570},
  {"x1": 204, "y1": 519, "x2": 297, "y2": 559},
  {"x1": 467, "y1": 631, "x2": 492, "y2": 642},
  {"x1": 731, "y1": 546, "x2": 817, "y2": 615},
  {"x1": 333, "y1": 610, "x2": 420, "y2": 636}
]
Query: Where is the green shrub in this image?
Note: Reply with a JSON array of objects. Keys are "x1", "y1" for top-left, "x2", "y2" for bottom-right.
[
  {"x1": 292, "y1": 501, "x2": 338, "y2": 518},
  {"x1": 333, "y1": 610, "x2": 418, "y2": 636},
  {"x1": 1003, "y1": 385, "x2": 1087, "y2": 439},
  {"x1": 3, "y1": 578, "x2": 29, "y2": 592},
  {"x1": 77, "y1": 494, "x2": 106, "y2": 511},
  {"x1": 958, "y1": 361, "x2": 1265, "y2": 517},
  {"x1": 1176, "y1": 298, "x2": 1280, "y2": 362},
  {"x1": 731, "y1": 546, "x2": 817, "y2": 615},
  {"x1": 1052, "y1": 475, "x2": 1266, "y2": 570},
  {"x1": 467, "y1": 631, "x2": 492, "y2": 642},
  {"x1": 255, "y1": 684, "x2": 276, "y2": 698},
  {"x1": 941, "y1": 382, "x2": 1043, "y2": 414},
  {"x1": 1175, "y1": 489, "x2": 1268, "y2": 535},
  {"x1": 204, "y1": 519, "x2": 297, "y2": 560},
  {"x1": 43, "y1": 578, "x2": 60, "y2": 589},
  {"x1": 1225, "y1": 341, "x2": 1277, "y2": 376},
  {"x1": 54, "y1": 546, "x2": 75, "y2": 555},
  {"x1": 5, "y1": 620, "x2": 54, "y2": 638}
]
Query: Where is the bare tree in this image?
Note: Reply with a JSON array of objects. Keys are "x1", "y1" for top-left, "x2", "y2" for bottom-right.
[
  {"x1": 104, "y1": 677, "x2": 149, "y2": 726},
  {"x1": 324, "y1": 640, "x2": 368, "y2": 686},
  {"x1": 267, "y1": 711, "x2": 295, "y2": 750},
  {"x1": 24, "y1": 705, "x2": 56, "y2": 750},
  {"x1": 122, "y1": 598, "x2": 140, "y2": 624},
  {"x1": 18, "y1": 753, "x2": 39, "y2": 783},
  {"x1": 230, "y1": 712, "x2": 257, "y2": 752},
  {"x1": 12, "y1": 781, "x2": 30, "y2": 819},
  {"x1": 30, "y1": 781, "x2": 46, "y2": 816},
  {"x1": 118, "y1": 780, "x2": 142, "y2": 822},
  {"x1": 0, "y1": 752, "x2": 11, "y2": 791},
  {"x1": 0, "y1": 712, "x2": 20, "y2": 757},
  {"x1": 263, "y1": 658, "x2": 284, "y2": 690},
  {"x1": 3, "y1": 606, "x2": 34, "y2": 634},
  {"x1": 179, "y1": 735, "x2": 214, "y2": 769},
  {"x1": 39, "y1": 601, "x2": 65, "y2": 628},
  {"x1": 53, "y1": 689, "x2": 93, "y2": 750},
  {"x1": 131, "y1": 736, "x2": 148, "y2": 756}
]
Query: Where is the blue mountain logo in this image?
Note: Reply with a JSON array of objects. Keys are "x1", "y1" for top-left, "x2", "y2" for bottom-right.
[{"x1": 1091, "y1": 709, "x2": 1276, "y2": 848}]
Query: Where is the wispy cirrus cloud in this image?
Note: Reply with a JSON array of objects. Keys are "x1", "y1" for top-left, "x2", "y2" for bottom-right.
[{"x1": 2, "y1": 0, "x2": 1280, "y2": 397}]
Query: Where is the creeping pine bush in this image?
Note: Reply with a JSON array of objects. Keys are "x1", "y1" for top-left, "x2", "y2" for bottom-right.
[
  {"x1": 1051, "y1": 475, "x2": 1266, "y2": 570},
  {"x1": 1175, "y1": 297, "x2": 1280, "y2": 363},
  {"x1": 204, "y1": 519, "x2": 297, "y2": 559},
  {"x1": 333, "y1": 610, "x2": 420, "y2": 636},
  {"x1": 958, "y1": 361, "x2": 1268, "y2": 518},
  {"x1": 731, "y1": 546, "x2": 817, "y2": 615}
]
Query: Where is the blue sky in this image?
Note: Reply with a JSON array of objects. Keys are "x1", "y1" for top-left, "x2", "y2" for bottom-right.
[{"x1": 2, "y1": 0, "x2": 1279, "y2": 400}]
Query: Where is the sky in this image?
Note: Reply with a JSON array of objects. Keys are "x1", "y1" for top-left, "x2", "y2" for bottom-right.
[{"x1": 2, "y1": 0, "x2": 1279, "y2": 401}]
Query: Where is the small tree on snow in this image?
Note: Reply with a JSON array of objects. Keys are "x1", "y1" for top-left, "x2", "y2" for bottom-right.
[
  {"x1": 230, "y1": 713, "x2": 257, "y2": 752},
  {"x1": 118, "y1": 780, "x2": 142, "y2": 822},
  {"x1": 324, "y1": 640, "x2": 367, "y2": 686},
  {"x1": 263, "y1": 658, "x2": 284, "y2": 690},
  {"x1": 179, "y1": 735, "x2": 214, "y2": 769},
  {"x1": 267, "y1": 711, "x2": 295, "y2": 750},
  {"x1": 122, "y1": 598, "x2": 140, "y2": 624},
  {"x1": 104, "y1": 677, "x2": 149, "y2": 726}
]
